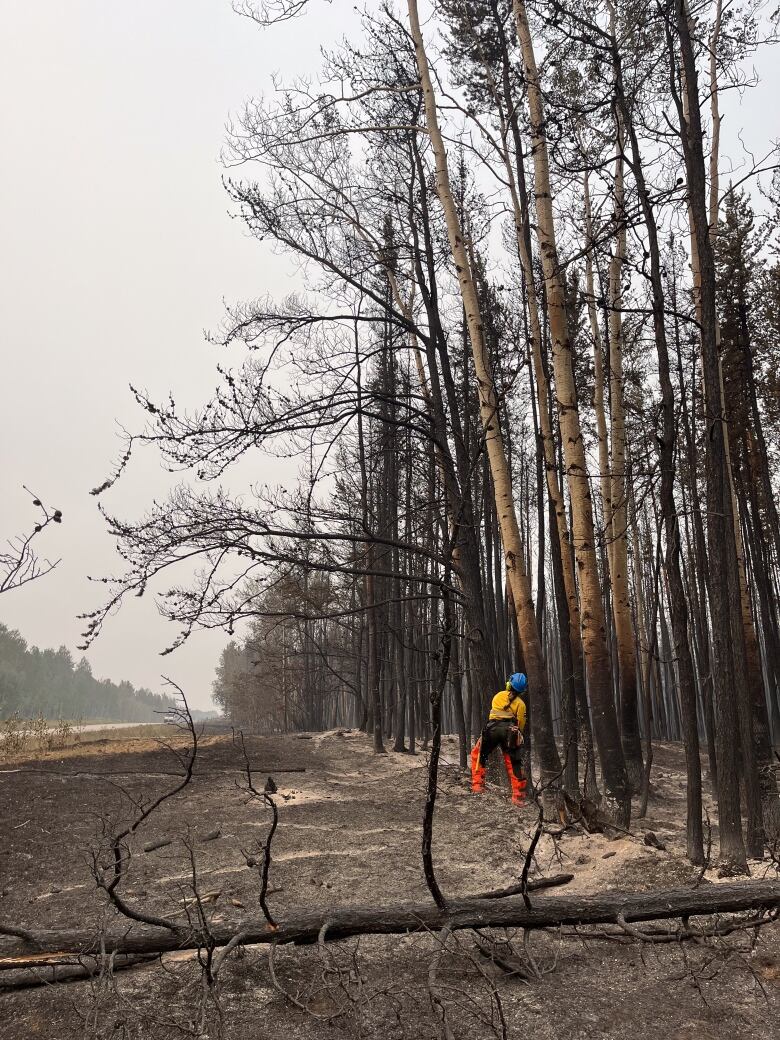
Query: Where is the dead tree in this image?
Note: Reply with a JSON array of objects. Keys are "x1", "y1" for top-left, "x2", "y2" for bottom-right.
[
  {"x1": 0, "y1": 489, "x2": 62, "y2": 595},
  {"x1": 3, "y1": 880, "x2": 778, "y2": 962}
]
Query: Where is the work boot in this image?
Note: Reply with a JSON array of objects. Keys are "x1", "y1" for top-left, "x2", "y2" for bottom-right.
[
  {"x1": 511, "y1": 778, "x2": 527, "y2": 805},
  {"x1": 470, "y1": 741, "x2": 486, "y2": 793},
  {"x1": 503, "y1": 753, "x2": 527, "y2": 805}
]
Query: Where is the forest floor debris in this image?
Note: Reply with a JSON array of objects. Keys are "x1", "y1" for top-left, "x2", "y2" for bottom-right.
[{"x1": 1, "y1": 729, "x2": 778, "y2": 1038}]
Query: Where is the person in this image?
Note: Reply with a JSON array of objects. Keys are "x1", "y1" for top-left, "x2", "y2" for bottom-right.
[{"x1": 469, "y1": 673, "x2": 528, "y2": 804}]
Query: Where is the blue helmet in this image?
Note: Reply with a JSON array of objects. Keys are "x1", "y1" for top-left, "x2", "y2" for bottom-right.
[{"x1": 508, "y1": 672, "x2": 527, "y2": 694}]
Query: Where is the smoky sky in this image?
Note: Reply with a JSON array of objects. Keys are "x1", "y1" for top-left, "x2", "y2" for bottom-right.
[
  {"x1": 0, "y1": 1, "x2": 776, "y2": 710},
  {"x1": 0, "y1": 1, "x2": 336, "y2": 709}
]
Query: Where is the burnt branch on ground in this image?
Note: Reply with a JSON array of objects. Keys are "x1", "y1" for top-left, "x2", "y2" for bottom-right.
[
  {"x1": 89, "y1": 682, "x2": 198, "y2": 933},
  {"x1": 234, "y1": 729, "x2": 280, "y2": 929}
]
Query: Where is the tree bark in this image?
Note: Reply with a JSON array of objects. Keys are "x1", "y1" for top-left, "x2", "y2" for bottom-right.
[
  {"x1": 672, "y1": 0, "x2": 745, "y2": 870},
  {"x1": 512, "y1": 0, "x2": 628, "y2": 822},
  {"x1": 611, "y1": 40, "x2": 704, "y2": 863},
  {"x1": 406, "y1": 0, "x2": 561, "y2": 787},
  {"x1": 3, "y1": 880, "x2": 778, "y2": 959},
  {"x1": 604, "y1": 80, "x2": 642, "y2": 791}
]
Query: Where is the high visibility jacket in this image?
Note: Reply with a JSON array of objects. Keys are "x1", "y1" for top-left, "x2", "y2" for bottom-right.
[{"x1": 488, "y1": 689, "x2": 526, "y2": 729}]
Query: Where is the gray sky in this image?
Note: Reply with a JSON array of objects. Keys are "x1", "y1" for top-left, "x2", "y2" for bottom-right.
[
  {"x1": 0, "y1": 1, "x2": 335, "y2": 709},
  {"x1": 1, "y1": 1, "x2": 777, "y2": 711}
]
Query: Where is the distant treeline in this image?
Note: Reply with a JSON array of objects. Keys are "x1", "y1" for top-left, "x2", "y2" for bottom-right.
[{"x1": 0, "y1": 624, "x2": 177, "y2": 722}]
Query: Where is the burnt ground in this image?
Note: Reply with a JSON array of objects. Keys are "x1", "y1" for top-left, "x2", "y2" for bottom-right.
[{"x1": 0, "y1": 729, "x2": 778, "y2": 1039}]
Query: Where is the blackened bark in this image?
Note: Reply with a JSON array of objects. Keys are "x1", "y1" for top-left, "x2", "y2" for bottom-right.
[
  {"x1": 6, "y1": 880, "x2": 778, "y2": 957},
  {"x1": 613, "y1": 56, "x2": 704, "y2": 862},
  {"x1": 671, "y1": 0, "x2": 745, "y2": 869}
]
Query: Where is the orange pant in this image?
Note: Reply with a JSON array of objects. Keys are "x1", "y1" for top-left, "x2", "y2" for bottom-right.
[{"x1": 470, "y1": 733, "x2": 527, "y2": 804}]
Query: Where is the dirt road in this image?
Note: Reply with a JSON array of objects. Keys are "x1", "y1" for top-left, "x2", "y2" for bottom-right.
[{"x1": 53, "y1": 721, "x2": 161, "y2": 734}]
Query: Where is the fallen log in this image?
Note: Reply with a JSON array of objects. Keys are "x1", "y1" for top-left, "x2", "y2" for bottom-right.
[
  {"x1": 0, "y1": 767, "x2": 307, "y2": 778},
  {"x1": 0, "y1": 952, "x2": 158, "y2": 990},
  {"x1": 143, "y1": 837, "x2": 174, "y2": 853},
  {"x1": 0, "y1": 884, "x2": 566, "y2": 967},
  {"x1": 470, "y1": 872, "x2": 574, "y2": 900},
  {"x1": 1, "y1": 879, "x2": 778, "y2": 962}
]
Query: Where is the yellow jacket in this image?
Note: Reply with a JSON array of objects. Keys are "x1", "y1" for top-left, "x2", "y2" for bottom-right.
[{"x1": 488, "y1": 689, "x2": 526, "y2": 728}]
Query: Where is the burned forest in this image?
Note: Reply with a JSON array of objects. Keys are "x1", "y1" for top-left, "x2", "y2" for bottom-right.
[{"x1": 2, "y1": 1, "x2": 780, "y2": 1037}]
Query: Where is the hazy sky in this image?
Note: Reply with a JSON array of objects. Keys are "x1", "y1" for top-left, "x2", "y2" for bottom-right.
[
  {"x1": 0, "y1": 1, "x2": 336, "y2": 709},
  {"x1": 1, "y1": 2, "x2": 777, "y2": 710}
]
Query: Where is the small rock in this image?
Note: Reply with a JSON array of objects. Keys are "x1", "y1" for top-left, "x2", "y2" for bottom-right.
[
  {"x1": 644, "y1": 831, "x2": 666, "y2": 851},
  {"x1": 49, "y1": 886, "x2": 61, "y2": 894},
  {"x1": 602, "y1": 850, "x2": 617, "y2": 859},
  {"x1": 575, "y1": 854, "x2": 590, "y2": 865}
]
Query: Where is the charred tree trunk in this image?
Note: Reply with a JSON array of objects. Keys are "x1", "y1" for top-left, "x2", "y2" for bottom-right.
[
  {"x1": 612, "y1": 46, "x2": 703, "y2": 862},
  {"x1": 513, "y1": 0, "x2": 628, "y2": 822},
  {"x1": 407, "y1": 0, "x2": 561, "y2": 789},
  {"x1": 671, "y1": 1, "x2": 745, "y2": 870}
]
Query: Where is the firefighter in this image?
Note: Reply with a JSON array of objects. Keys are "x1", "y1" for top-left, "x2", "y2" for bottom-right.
[{"x1": 470, "y1": 673, "x2": 528, "y2": 804}]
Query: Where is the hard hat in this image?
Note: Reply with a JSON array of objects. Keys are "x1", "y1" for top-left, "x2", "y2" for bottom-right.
[{"x1": 508, "y1": 673, "x2": 527, "y2": 694}]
